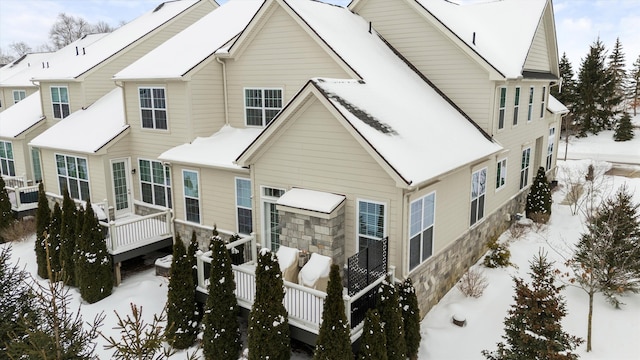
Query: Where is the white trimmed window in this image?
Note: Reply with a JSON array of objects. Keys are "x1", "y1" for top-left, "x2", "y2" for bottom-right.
[
  {"x1": 496, "y1": 158, "x2": 507, "y2": 190},
  {"x1": 520, "y1": 147, "x2": 531, "y2": 189},
  {"x1": 540, "y1": 86, "x2": 547, "y2": 118},
  {"x1": 513, "y1": 87, "x2": 520, "y2": 125},
  {"x1": 183, "y1": 170, "x2": 200, "y2": 223},
  {"x1": 139, "y1": 159, "x2": 171, "y2": 208},
  {"x1": 527, "y1": 86, "x2": 534, "y2": 122},
  {"x1": 32, "y1": 148, "x2": 42, "y2": 183},
  {"x1": 470, "y1": 168, "x2": 487, "y2": 226},
  {"x1": 51, "y1": 86, "x2": 70, "y2": 119},
  {"x1": 235, "y1": 178, "x2": 252, "y2": 234},
  {"x1": 13, "y1": 90, "x2": 26, "y2": 104},
  {"x1": 245, "y1": 88, "x2": 282, "y2": 127},
  {"x1": 56, "y1": 154, "x2": 89, "y2": 200},
  {"x1": 0, "y1": 141, "x2": 16, "y2": 176},
  {"x1": 139, "y1": 87, "x2": 167, "y2": 130},
  {"x1": 498, "y1": 87, "x2": 507, "y2": 130},
  {"x1": 358, "y1": 200, "x2": 385, "y2": 252},
  {"x1": 409, "y1": 192, "x2": 435, "y2": 271},
  {"x1": 546, "y1": 127, "x2": 556, "y2": 171}
]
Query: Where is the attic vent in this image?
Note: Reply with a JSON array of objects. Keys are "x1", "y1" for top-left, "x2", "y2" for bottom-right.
[
  {"x1": 76, "y1": 46, "x2": 79, "y2": 56},
  {"x1": 82, "y1": 47, "x2": 86, "y2": 55},
  {"x1": 153, "y1": 3, "x2": 165, "y2": 12},
  {"x1": 472, "y1": 32, "x2": 476, "y2": 45}
]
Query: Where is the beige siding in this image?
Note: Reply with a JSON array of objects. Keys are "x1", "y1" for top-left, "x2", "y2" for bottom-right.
[
  {"x1": 2, "y1": 138, "x2": 28, "y2": 179},
  {"x1": 0, "y1": 87, "x2": 38, "y2": 112},
  {"x1": 40, "y1": 149, "x2": 108, "y2": 203},
  {"x1": 251, "y1": 98, "x2": 403, "y2": 266},
  {"x1": 189, "y1": 60, "x2": 225, "y2": 136},
  {"x1": 171, "y1": 165, "x2": 249, "y2": 232},
  {"x1": 357, "y1": 0, "x2": 492, "y2": 131},
  {"x1": 524, "y1": 21, "x2": 551, "y2": 72},
  {"x1": 225, "y1": 4, "x2": 351, "y2": 128}
]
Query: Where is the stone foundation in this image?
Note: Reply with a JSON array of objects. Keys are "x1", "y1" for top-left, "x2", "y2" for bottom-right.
[{"x1": 409, "y1": 191, "x2": 528, "y2": 317}]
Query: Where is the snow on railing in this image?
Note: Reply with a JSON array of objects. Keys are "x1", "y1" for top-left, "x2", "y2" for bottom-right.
[
  {"x1": 100, "y1": 210, "x2": 172, "y2": 253},
  {"x1": 2, "y1": 175, "x2": 28, "y2": 188}
]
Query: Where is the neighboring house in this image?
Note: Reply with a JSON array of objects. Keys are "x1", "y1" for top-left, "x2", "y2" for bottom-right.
[{"x1": 0, "y1": 52, "x2": 53, "y2": 113}]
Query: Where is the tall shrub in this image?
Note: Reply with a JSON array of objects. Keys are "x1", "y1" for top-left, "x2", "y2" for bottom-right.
[
  {"x1": 76, "y1": 200, "x2": 113, "y2": 303},
  {"x1": 202, "y1": 235, "x2": 240, "y2": 359},
  {"x1": 35, "y1": 182, "x2": 50, "y2": 279},
  {"x1": 357, "y1": 309, "x2": 387, "y2": 360},
  {"x1": 314, "y1": 264, "x2": 353, "y2": 360},
  {"x1": 526, "y1": 167, "x2": 552, "y2": 223},
  {"x1": 59, "y1": 189, "x2": 77, "y2": 286},
  {"x1": 0, "y1": 176, "x2": 13, "y2": 243},
  {"x1": 48, "y1": 202, "x2": 63, "y2": 277},
  {"x1": 378, "y1": 281, "x2": 406, "y2": 360},
  {"x1": 398, "y1": 278, "x2": 421, "y2": 360},
  {"x1": 248, "y1": 250, "x2": 290, "y2": 360}
]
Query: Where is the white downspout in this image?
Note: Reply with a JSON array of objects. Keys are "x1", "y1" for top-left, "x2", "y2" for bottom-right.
[{"x1": 215, "y1": 56, "x2": 229, "y2": 126}]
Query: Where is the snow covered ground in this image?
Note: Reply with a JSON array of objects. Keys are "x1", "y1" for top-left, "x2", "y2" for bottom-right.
[{"x1": 3, "y1": 119, "x2": 639, "y2": 359}]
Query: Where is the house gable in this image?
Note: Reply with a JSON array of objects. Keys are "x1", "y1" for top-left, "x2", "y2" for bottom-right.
[{"x1": 523, "y1": 1, "x2": 560, "y2": 78}]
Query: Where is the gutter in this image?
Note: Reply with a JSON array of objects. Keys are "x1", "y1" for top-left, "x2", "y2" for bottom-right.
[{"x1": 215, "y1": 56, "x2": 229, "y2": 126}]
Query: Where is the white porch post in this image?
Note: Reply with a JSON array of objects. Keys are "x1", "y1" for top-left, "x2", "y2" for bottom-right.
[
  {"x1": 343, "y1": 294, "x2": 352, "y2": 328},
  {"x1": 109, "y1": 220, "x2": 117, "y2": 252},
  {"x1": 196, "y1": 251, "x2": 206, "y2": 289}
]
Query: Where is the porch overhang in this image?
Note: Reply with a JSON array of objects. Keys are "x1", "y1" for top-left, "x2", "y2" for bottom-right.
[{"x1": 275, "y1": 188, "x2": 346, "y2": 220}]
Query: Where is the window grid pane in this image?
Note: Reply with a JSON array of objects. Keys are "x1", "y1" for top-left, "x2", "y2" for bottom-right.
[
  {"x1": 409, "y1": 193, "x2": 435, "y2": 271},
  {"x1": 183, "y1": 171, "x2": 199, "y2": 223},
  {"x1": 470, "y1": 168, "x2": 487, "y2": 225},
  {"x1": 245, "y1": 88, "x2": 282, "y2": 126},
  {"x1": 358, "y1": 201, "x2": 385, "y2": 244},
  {"x1": 513, "y1": 87, "x2": 520, "y2": 125},
  {"x1": 139, "y1": 87, "x2": 167, "y2": 129},
  {"x1": 56, "y1": 154, "x2": 89, "y2": 201},
  {"x1": 139, "y1": 159, "x2": 171, "y2": 208},
  {"x1": 0, "y1": 141, "x2": 15, "y2": 176},
  {"x1": 51, "y1": 86, "x2": 70, "y2": 119}
]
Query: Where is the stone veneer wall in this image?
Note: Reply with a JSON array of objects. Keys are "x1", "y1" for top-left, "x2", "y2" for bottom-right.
[
  {"x1": 173, "y1": 221, "x2": 235, "y2": 251},
  {"x1": 410, "y1": 191, "x2": 528, "y2": 317},
  {"x1": 278, "y1": 206, "x2": 346, "y2": 270}
]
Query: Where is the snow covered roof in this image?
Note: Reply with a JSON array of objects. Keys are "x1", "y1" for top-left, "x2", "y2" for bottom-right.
[
  {"x1": 115, "y1": 0, "x2": 264, "y2": 80},
  {"x1": 29, "y1": 88, "x2": 129, "y2": 153},
  {"x1": 31, "y1": 0, "x2": 200, "y2": 81},
  {"x1": 0, "y1": 91, "x2": 44, "y2": 138},
  {"x1": 240, "y1": 0, "x2": 502, "y2": 185},
  {"x1": 547, "y1": 94, "x2": 568, "y2": 115},
  {"x1": 277, "y1": 188, "x2": 345, "y2": 214},
  {"x1": 0, "y1": 52, "x2": 54, "y2": 87},
  {"x1": 414, "y1": 0, "x2": 548, "y2": 79},
  {"x1": 159, "y1": 125, "x2": 262, "y2": 169}
]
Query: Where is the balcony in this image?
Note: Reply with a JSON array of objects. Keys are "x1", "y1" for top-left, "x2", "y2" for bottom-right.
[
  {"x1": 3, "y1": 175, "x2": 39, "y2": 217},
  {"x1": 195, "y1": 235, "x2": 391, "y2": 345}
]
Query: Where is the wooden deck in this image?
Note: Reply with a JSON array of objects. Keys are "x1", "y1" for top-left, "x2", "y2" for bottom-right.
[{"x1": 195, "y1": 235, "x2": 391, "y2": 345}]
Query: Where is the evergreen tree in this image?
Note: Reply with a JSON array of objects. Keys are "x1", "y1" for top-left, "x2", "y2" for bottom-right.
[
  {"x1": 377, "y1": 281, "x2": 406, "y2": 360},
  {"x1": 166, "y1": 234, "x2": 199, "y2": 350},
  {"x1": 0, "y1": 246, "x2": 38, "y2": 357},
  {"x1": 357, "y1": 309, "x2": 387, "y2": 360},
  {"x1": 607, "y1": 37, "x2": 627, "y2": 112},
  {"x1": 482, "y1": 251, "x2": 583, "y2": 360},
  {"x1": 248, "y1": 250, "x2": 290, "y2": 360},
  {"x1": 314, "y1": 264, "x2": 353, "y2": 360},
  {"x1": 614, "y1": 112, "x2": 635, "y2": 141},
  {"x1": 202, "y1": 234, "x2": 240, "y2": 360},
  {"x1": 59, "y1": 189, "x2": 77, "y2": 286},
  {"x1": 574, "y1": 38, "x2": 620, "y2": 135},
  {"x1": 6, "y1": 250, "x2": 104, "y2": 360},
  {"x1": 551, "y1": 52, "x2": 578, "y2": 109},
  {"x1": 398, "y1": 278, "x2": 421, "y2": 360},
  {"x1": 48, "y1": 202, "x2": 63, "y2": 277},
  {"x1": 0, "y1": 176, "x2": 13, "y2": 243},
  {"x1": 630, "y1": 55, "x2": 640, "y2": 116},
  {"x1": 526, "y1": 167, "x2": 552, "y2": 223},
  {"x1": 188, "y1": 229, "x2": 198, "y2": 270},
  {"x1": 35, "y1": 182, "x2": 51, "y2": 279},
  {"x1": 76, "y1": 200, "x2": 113, "y2": 304}
]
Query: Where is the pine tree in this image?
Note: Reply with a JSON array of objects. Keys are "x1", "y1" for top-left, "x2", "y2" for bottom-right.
[
  {"x1": 314, "y1": 264, "x2": 353, "y2": 360},
  {"x1": 59, "y1": 189, "x2": 77, "y2": 286},
  {"x1": 607, "y1": 37, "x2": 627, "y2": 113},
  {"x1": 551, "y1": 52, "x2": 578, "y2": 109},
  {"x1": 482, "y1": 251, "x2": 583, "y2": 360},
  {"x1": 166, "y1": 234, "x2": 199, "y2": 350},
  {"x1": 377, "y1": 281, "x2": 406, "y2": 360},
  {"x1": 0, "y1": 176, "x2": 13, "y2": 243},
  {"x1": 526, "y1": 167, "x2": 552, "y2": 223},
  {"x1": 76, "y1": 200, "x2": 113, "y2": 304},
  {"x1": 202, "y1": 235, "x2": 240, "y2": 360},
  {"x1": 0, "y1": 246, "x2": 38, "y2": 357},
  {"x1": 6, "y1": 248, "x2": 104, "y2": 360},
  {"x1": 630, "y1": 55, "x2": 640, "y2": 116},
  {"x1": 35, "y1": 182, "x2": 51, "y2": 279},
  {"x1": 188, "y1": 229, "x2": 198, "y2": 270},
  {"x1": 398, "y1": 278, "x2": 421, "y2": 360},
  {"x1": 357, "y1": 309, "x2": 387, "y2": 360},
  {"x1": 48, "y1": 202, "x2": 63, "y2": 277},
  {"x1": 614, "y1": 112, "x2": 635, "y2": 141},
  {"x1": 248, "y1": 249, "x2": 290, "y2": 360},
  {"x1": 575, "y1": 38, "x2": 620, "y2": 135}
]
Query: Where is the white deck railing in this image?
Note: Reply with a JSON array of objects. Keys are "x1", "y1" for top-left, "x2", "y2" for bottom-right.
[
  {"x1": 196, "y1": 247, "x2": 392, "y2": 339},
  {"x1": 5, "y1": 184, "x2": 39, "y2": 211},
  {"x1": 100, "y1": 210, "x2": 172, "y2": 254},
  {"x1": 2, "y1": 175, "x2": 28, "y2": 188}
]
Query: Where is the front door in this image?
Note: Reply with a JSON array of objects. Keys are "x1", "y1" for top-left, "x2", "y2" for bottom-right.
[{"x1": 111, "y1": 159, "x2": 132, "y2": 217}]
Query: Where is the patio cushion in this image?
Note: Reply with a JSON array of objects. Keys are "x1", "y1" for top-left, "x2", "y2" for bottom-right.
[
  {"x1": 298, "y1": 253, "x2": 332, "y2": 292},
  {"x1": 276, "y1": 245, "x2": 300, "y2": 283}
]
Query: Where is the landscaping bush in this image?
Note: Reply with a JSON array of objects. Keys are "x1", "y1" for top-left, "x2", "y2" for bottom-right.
[
  {"x1": 483, "y1": 237, "x2": 512, "y2": 268},
  {"x1": 457, "y1": 268, "x2": 489, "y2": 298}
]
